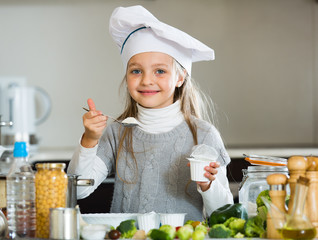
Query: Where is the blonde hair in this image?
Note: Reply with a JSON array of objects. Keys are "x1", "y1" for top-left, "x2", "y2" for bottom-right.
[{"x1": 115, "y1": 59, "x2": 216, "y2": 183}]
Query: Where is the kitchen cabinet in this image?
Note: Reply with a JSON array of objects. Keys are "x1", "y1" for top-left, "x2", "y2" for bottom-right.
[{"x1": 77, "y1": 176, "x2": 115, "y2": 213}]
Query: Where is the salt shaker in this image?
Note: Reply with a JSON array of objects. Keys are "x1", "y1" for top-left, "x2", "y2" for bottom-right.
[
  {"x1": 287, "y1": 156, "x2": 307, "y2": 215},
  {"x1": 305, "y1": 156, "x2": 318, "y2": 237},
  {"x1": 266, "y1": 173, "x2": 288, "y2": 239}
]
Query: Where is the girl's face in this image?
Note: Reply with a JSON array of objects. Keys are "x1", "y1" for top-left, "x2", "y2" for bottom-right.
[{"x1": 126, "y1": 52, "x2": 184, "y2": 109}]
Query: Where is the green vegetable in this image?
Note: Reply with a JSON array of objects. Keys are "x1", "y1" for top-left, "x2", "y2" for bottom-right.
[
  {"x1": 244, "y1": 215, "x2": 266, "y2": 238},
  {"x1": 195, "y1": 224, "x2": 208, "y2": 234},
  {"x1": 192, "y1": 230, "x2": 206, "y2": 240},
  {"x1": 159, "y1": 225, "x2": 176, "y2": 240},
  {"x1": 208, "y1": 224, "x2": 233, "y2": 238},
  {"x1": 256, "y1": 190, "x2": 289, "y2": 224},
  {"x1": 234, "y1": 232, "x2": 245, "y2": 238},
  {"x1": 185, "y1": 220, "x2": 194, "y2": 225},
  {"x1": 183, "y1": 224, "x2": 194, "y2": 232},
  {"x1": 209, "y1": 203, "x2": 248, "y2": 227},
  {"x1": 201, "y1": 218, "x2": 209, "y2": 227},
  {"x1": 256, "y1": 189, "x2": 270, "y2": 208},
  {"x1": 257, "y1": 205, "x2": 268, "y2": 222},
  {"x1": 116, "y1": 219, "x2": 137, "y2": 239},
  {"x1": 176, "y1": 225, "x2": 193, "y2": 240},
  {"x1": 223, "y1": 217, "x2": 246, "y2": 235},
  {"x1": 149, "y1": 229, "x2": 171, "y2": 240},
  {"x1": 285, "y1": 194, "x2": 290, "y2": 206}
]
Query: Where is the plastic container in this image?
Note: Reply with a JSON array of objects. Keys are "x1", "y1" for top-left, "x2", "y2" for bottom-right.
[
  {"x1": 0, "y1": 205, "x2": 8, "y2": 237},
  {"x1": 238, "y1": 165, "x2": 289, "y2": 217},
  {"x1": 137, "y1": 212, "x2": 160, "y2": 233},
  {"x1": 159, "y1": 213, "x2": 186, "y2": 227},
  {"x1": 188, "y1": 158, "x2": 215, "y2": 182},
  {"x1": 6, "y1": 142, "x2": 36, "y2": 238},
  {"x1": 35, "y1": 163, "x2": 67, "y2": 238}
]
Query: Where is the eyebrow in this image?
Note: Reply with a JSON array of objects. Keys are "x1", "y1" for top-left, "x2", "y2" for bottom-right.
[
  {"x1": 127, "y1": 63, "x2": 169, "y2": 68},
  {"x1": 127, "y1": 63, "x2": 140, "y2": 68}
]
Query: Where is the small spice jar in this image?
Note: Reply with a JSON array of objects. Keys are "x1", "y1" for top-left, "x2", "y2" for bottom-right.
[{"x1": 35, "y1": 163, "x2": 68, "y2": 238}]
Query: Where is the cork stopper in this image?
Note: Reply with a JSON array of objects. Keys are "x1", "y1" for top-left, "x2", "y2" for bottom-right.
[
  {"x1": 267, "y1": 173, "x2": 288, "y2": 185},
  {"x1": 297, "y1": 176, "x2": 310, "y2": 186},
  {"x1": 306, "y1": 156, "x2": 318, "y2": 171},
  {"x1": 287, "y1": 156, "x2": 307, "y2": 172}
]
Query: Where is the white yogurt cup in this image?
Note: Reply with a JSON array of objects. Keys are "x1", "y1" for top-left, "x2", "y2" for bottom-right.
[
  {"x1": 188, "y1": 158, "x2": 215, "y2": 182},
  {"x1": 159, "y1": 213, "x2": 186, "y2": 227},
  {"x1": 137, "y1": 212, "x2": 160, "y2": 233}
]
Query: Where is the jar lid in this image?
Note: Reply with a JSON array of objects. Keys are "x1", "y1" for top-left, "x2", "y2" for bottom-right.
[
  {"x1": 35, "y1": 163, "x2": 66, "y2": 170},
  {"x1": 244, "y1": 154, "x2": 287, "y2": 166}
]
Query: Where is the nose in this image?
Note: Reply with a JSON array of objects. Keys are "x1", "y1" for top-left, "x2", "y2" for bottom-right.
[{"x1": 140, "y1": 72, "x2": 154, "y2": 85}]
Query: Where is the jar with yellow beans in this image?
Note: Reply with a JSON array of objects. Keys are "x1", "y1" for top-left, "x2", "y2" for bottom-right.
[{"x1": 35, "y1": 163, "x2": 68, "y2": 238}]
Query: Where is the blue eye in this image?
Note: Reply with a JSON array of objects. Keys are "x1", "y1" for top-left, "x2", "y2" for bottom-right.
[
  {"x1": 156, "y1": 69, "x2": 165, "y2": 74},
  {"x1": 131, "y1": 69, "x2": 141, "y2": 74}
]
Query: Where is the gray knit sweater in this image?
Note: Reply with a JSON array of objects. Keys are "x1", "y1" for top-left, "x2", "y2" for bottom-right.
[{"x1": 96, "y1": 118, "x2": 231, "y2": 221}]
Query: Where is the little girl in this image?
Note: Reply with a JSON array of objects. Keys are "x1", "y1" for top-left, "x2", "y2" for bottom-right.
[{"x1": 68, "y1": 5, "x2": 233, "y2": 221}]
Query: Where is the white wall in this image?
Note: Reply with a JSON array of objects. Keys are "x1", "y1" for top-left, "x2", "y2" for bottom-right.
[{"x1": 0, "y1": 0, "x2": 317, "y2": 149}]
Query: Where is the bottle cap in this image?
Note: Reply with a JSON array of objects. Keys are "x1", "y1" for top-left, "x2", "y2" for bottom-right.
[{"x1": 13, "y1": 142, "x2": 28, "y2": 157}]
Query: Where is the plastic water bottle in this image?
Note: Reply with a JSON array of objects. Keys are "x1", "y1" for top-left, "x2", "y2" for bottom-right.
[{"x1": 6, "y1": 142, "x2": 36, "y2": 238}]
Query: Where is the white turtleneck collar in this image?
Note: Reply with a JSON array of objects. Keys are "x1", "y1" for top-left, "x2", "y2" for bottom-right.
[{"x1": 137, "y1": 100, "x2": 185, "y2": 134}]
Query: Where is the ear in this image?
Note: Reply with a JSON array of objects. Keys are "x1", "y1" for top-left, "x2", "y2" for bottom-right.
[{"x1": 175, "y1": 74, "x2": 185, "y2": 88}]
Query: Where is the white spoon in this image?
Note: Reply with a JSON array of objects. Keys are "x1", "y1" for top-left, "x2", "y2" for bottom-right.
[{"x1": 82, "y1": 107, "x2": 139, "y2": 128}]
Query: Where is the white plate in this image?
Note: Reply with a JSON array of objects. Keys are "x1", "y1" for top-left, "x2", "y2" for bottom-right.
[{"x1": 82, "y1": 213, "x2": 140, "y2": 228}]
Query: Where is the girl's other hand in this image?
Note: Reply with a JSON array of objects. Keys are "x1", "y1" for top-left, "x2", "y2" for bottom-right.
[
  {"x1": 81, "y1": 98, "x2": 107, "y2": 148},
  {"x1": 187, "y1": 161, "x2": 220, "y2": 192}
]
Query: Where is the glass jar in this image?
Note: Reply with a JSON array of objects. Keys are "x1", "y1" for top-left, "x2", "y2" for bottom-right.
[
  {"x1": 238, "y1": 165, "x2": 289, "y2": 217},
  {"x1": 35, "y1": 163, "x2": 67, "y2": 238}
]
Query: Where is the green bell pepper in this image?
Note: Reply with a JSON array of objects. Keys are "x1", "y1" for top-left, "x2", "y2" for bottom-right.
[{"x1": 209, "y1": 203, "x2": 248, "y2": 227}]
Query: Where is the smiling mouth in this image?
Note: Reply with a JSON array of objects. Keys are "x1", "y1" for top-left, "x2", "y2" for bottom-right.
[{"x1": 138, "y1": 90, "x2": 160, "y2": 95}]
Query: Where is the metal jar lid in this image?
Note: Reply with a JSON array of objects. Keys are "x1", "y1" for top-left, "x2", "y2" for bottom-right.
[{"x1": 36, "y1": 163, "x2": 66, "y2": 170}]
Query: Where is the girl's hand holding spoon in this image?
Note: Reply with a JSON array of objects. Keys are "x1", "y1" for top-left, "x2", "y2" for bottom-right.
[{"x1": 81, "y1": 98, "x2": 107, "y2": 148}]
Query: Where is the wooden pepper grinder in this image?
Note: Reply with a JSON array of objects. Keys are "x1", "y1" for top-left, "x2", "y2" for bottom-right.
[
  {"x1": 305, "y1": 156, "x2": 318, "y2": 237},
  {"x1": 266, "y1": 173, "x2": 288, "y2": 239},
  {"x1": 287, "y1": 156, "x2": 307, "y2": 215}
]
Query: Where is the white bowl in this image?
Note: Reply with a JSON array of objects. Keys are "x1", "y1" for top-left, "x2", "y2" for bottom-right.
[
  {"x1": 81, "y1": 224, "x2": 109, "y2": 240},
  {"x1": 81, "y1": 213, "x2": 140, "y2": 228},
  {"x1": 137, "y1": 212, "x2": 160, "y2": 233},
  {"x1": 159, "y1": 213, "x2": 186, "y2": 227},
  {"x1": 188, "y1": 158, "x2": 215, "y2": 182}
]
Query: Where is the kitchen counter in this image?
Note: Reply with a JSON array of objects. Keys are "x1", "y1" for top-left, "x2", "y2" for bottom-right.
[
  {"x1": 227, "y1": 147, "x2": 318, "y2": 159},
  {"x1": 29, "y1": 147, "x2": 74, "y2": 162}
]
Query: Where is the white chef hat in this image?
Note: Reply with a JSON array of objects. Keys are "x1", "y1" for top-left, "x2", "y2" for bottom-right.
[{"x1": 109, "y1": 5, "x2": 215, "y2": 76}]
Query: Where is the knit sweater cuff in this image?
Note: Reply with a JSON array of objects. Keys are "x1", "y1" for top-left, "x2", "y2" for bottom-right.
[
  {"x1": 78, "y1": 136, "x2": 99, "y2": 156},
  {"x1": 79, "y1": 137, "x2": 99, "y2": 155},
  {"x1": 197, "y1": 167, "x2": 234, "y2": 217}
]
